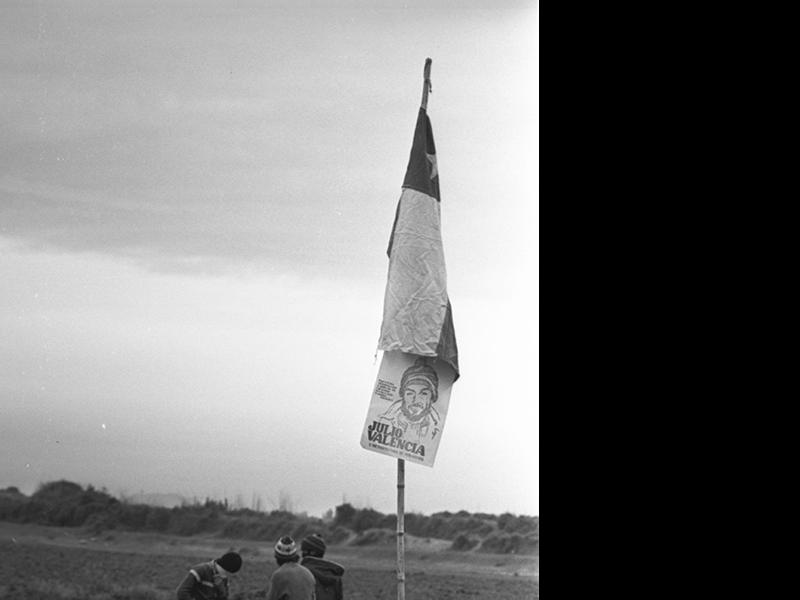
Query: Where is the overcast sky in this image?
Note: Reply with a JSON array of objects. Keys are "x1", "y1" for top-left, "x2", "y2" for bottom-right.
[{"x1": 0, "y1": 0, "x2": 539, "y2": 517}]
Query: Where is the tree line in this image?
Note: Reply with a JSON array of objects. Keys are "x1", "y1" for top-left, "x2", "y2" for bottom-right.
[{"x1": 0, "y1": 481, "x2": 538, "y2": 555}]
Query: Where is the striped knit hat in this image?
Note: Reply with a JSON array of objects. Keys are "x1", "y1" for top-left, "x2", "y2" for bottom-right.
[
  {"x1": 274, "y1": 536, "x2": 298, "y2": 559},
  {"x1": 301, "y1": 533, "x2": 327, "y2": 556}
]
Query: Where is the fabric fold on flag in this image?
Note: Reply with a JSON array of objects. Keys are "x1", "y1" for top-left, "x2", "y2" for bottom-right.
[{"x1": 379, "y1": 107, "x2": 459, "y2": 380}]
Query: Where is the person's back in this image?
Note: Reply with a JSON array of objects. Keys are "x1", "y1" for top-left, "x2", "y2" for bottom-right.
[
  {"x1": 266, "y1": 535, "x2": 316, "y2": 600},
  {"x1": 268, "y1": 561, "x2": 317, "y2": 600},
  {"x1": 301, "y1": 556, "x2": 344, "y2": 600},
  {"x1": 300, "y1": 533, "x2": 344, "y2": 600}
]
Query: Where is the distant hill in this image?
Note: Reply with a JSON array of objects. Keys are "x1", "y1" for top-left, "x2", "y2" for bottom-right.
[{"x1": 0, "y1": 481, "x2": 538, "y2": 556}]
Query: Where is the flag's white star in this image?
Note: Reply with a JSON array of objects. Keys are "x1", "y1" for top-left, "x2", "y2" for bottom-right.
[{"x1": 426, "y1": 152, "x2": 438, "y2": 180}]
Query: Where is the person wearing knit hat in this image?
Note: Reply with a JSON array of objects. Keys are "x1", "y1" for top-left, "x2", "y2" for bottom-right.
[
  {"x1": 300, "y1": 534, "x2": 345, "y2": 600},
  {"x1": 379, "y1": 357, "x2": 442, "y2": 443},
  {"x1": 300, "y1": 533, "x2": 327, "y2": 557},
  {"x1": 274, "y1": 535, "x2": 299, "y2": 561},
  {"x1": 265, "y1": 535, "x2": 316, "y2": 600},
  {"x1": 216, "y1": 552, "x2": 243, "y2": 575},
  {"x1": 175, "y1": 550, "x2": 242, "y2": 600}
]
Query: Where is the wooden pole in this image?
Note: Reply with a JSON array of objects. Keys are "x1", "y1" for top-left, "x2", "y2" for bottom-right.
[
  {"x1": 421, "y1": 57, "x2": 432, "y2": 110},
  {"x1": 397, "y1": 58, "x2": 433, "y2": 600},
  {"x1": 398, "y1": 60, "x2": 433, "y2": 600},
  {"x1": 397, "y1": 458, "x2": 406, "y2": 600}
]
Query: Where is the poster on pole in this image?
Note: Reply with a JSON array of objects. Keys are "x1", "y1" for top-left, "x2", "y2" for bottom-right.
[{"x1": 361, "y1": 350, "x2": 455, "y2": 467}]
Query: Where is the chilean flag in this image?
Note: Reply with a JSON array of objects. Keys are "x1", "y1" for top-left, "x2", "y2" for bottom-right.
[{"x1": 379, "y1": 106, "x2": 459, "y2": 380}]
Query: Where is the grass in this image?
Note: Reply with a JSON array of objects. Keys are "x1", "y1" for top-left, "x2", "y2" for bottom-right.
[{"x1": 0, "y1": 522, "x2": 538, "y2": 599}]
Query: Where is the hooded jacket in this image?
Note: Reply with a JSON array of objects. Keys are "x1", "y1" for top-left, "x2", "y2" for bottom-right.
[{"x1": 301, "y1": 556, "x2": 345, "y2": 600}]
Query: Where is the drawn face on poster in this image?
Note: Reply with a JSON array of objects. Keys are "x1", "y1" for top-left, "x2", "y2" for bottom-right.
[
  {"x1": 361, "y1": 351, "x2": 455, "y2": 467},
  {"x1": 382, "y1": 358, "x2": 440, "y2": 442}
]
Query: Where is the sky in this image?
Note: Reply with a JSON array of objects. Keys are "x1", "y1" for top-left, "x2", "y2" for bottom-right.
[{"x1": 0, "y1": 0, "x2": 539, "y2": 518}]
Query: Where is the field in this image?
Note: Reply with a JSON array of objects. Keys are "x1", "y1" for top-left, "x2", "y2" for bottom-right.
[{"x1": 0, "y1": 522, "x2": 539, "y2": 599}]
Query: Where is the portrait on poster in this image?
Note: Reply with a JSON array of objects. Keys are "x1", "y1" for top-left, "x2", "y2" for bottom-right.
[{"x1": 360, "y1": 351, "x2": 454, "y2": 467}]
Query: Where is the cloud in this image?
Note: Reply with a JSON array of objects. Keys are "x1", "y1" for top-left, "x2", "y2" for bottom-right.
[
  {"x1": 0, "y1": 171, "x2": 393, "y2": 280},
  {"x1": 1, "y1": 1, "x2": 535, "y2": 288}
]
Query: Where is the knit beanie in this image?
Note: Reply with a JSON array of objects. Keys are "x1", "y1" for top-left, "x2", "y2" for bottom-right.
[
  {"x1": 301, "y1": 533, "x2": 327, "y2": 556},
  {"x1": 274, "y1": 536, "x2": 298, "y2": 560},
  {"x1": 216, "y1": 552, "x2": 242, "y2": 574}
]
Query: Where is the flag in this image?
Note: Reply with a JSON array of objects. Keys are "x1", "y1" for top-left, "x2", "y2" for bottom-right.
[
  {"x1": 379, "y1": 107, "x2": 459, "y2": 380},
  {"x1": 360, "y1": 102, "x2": 459, "y2": 467}
]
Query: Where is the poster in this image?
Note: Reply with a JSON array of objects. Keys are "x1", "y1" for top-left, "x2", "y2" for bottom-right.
[{"x1": 361, "y1": 351, "x2": 455, "y2": 467}]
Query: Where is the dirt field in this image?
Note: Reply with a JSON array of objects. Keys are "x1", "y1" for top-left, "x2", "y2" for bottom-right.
[{"x1": 0, "y1": 522, "x2": 538, "y2": 599}]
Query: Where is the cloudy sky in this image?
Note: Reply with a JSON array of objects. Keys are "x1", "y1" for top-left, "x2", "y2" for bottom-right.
[{"x1": 1, "y1": 0, "x2": 539, "y2": 517}]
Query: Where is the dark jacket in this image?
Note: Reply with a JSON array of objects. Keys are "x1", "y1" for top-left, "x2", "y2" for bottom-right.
[
  {"x1": 301, "y1": 556, "x2": 345, "y2": 600},
  {"x1": 176, "y1": 561, "x2": 230, "y2": 600}
]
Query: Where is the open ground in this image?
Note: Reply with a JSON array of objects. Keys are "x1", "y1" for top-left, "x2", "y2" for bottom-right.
[{"x1": 0, "y1": 522, "x2": 538, "y2": 599}]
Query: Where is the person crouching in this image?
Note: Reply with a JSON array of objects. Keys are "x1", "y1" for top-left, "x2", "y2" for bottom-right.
[{"x1": 176, "y1": 551, "x2": 242, "y2": 600}]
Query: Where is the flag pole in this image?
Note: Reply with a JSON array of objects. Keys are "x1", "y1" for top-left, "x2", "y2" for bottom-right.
[
  {"x1": 397, "y1": 58, "x2": 433, "y2": 600},
  {"x1": 397, "y1": 458, "x2": 406, "y2": 600},
  {"x1": 421, "y1": 57, "x2": 432, "y2": 110}
]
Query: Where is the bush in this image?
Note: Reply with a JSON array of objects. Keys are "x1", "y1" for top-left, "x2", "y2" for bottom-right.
[
  {"x1": 497, "y1": 512, "x2": 539, "y2": 534},
  {"x1": 451, "y1": 534, "x2": 479, "y2": 551},
  {"x1": 167, "y1": 508, "x2": 217, "y2": 536},
  {"x1": 0, "y1": 490, "x2": 27, "y2": 521},
  {"x1": 351, "y1": 528, "x2": 393, "y2": 546},
  {"x1": 479, "y1": 532, "x2": 538, "y2": 555},
  {"x1": 15, "y1": 481, "x2": 120, "y2": 528},
  {"x1": 32, "y1": 480, "x2": 84, "y2": 503},
  {"x1": 85, "y1": 511, "x2": 118, "y2": 535},
  {"x1": 334, "y1": 503, "x2": 357, "y2": 527},
  {"x1": 145, "y1": 507, "x2": 171, "y2": 532},
  {"x1": 351, "y1": 508, "x2": 383, "y2": 533},
  {"x1": 117, "y1": 504, "x2": 151, "y2": 529},
  {"x1": 327, "y1": 526, "x2": 351, "y2": 545}
]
